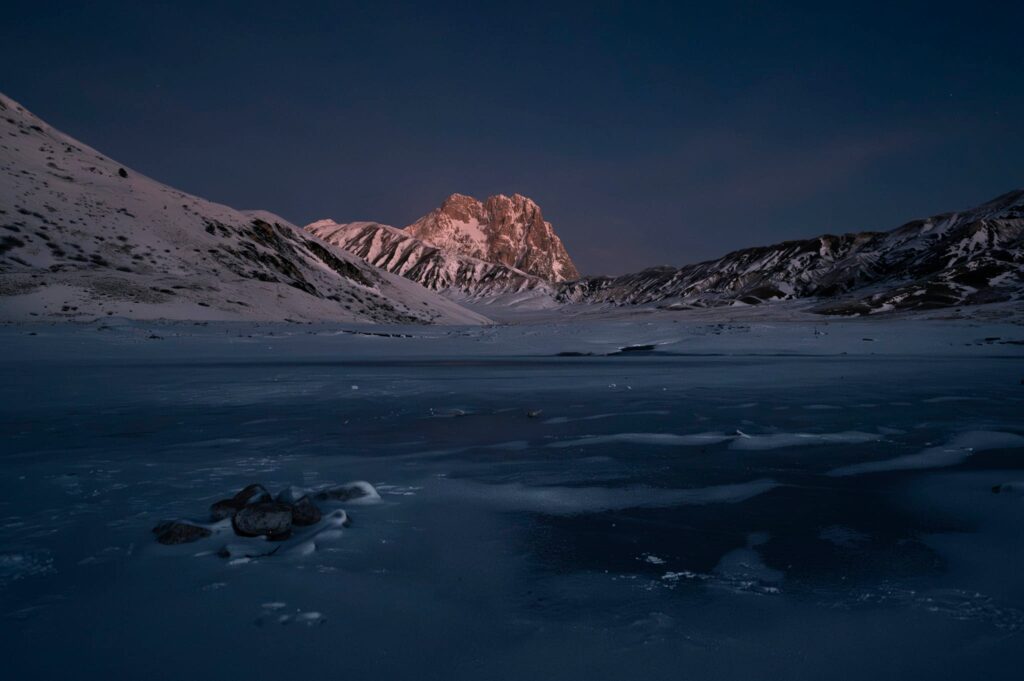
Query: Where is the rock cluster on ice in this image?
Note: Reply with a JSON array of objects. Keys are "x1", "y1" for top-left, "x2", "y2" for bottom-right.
[{"x1": 151, "y1": 481, "x2": 379, "y2": 557}]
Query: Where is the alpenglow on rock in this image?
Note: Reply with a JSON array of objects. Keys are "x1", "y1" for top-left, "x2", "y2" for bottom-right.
[{"x1": 404, "y1": 193, "x2": 580, "y2": 283}]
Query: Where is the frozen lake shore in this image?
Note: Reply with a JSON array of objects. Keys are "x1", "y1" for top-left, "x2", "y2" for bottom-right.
[{"x1": 1, "y1": 315, "x2": 1023, "y2": 680}]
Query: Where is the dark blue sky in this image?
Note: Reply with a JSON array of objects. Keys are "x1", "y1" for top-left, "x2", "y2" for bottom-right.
[{"x1": 2, "y1": 1, "x2": 1021, "y2": 275}]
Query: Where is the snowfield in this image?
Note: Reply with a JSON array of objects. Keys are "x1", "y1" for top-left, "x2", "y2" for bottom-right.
[{"x1": 1, "y1": 314, "x2": 1023, "y2": 680}]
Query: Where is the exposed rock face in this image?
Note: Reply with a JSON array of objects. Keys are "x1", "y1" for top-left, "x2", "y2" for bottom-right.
[
  {"x1": 404, "y1": 193, "x2": 579, "y2": 282},
  {"x1": 558, "y1": 189, "x2": 1024, "y2": 314},
  {"x1": 305, "y1": 220, "x2": 553, "y2": 297}
]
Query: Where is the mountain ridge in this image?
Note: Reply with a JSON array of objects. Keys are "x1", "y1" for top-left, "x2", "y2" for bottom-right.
[
  {"x1": 4, "y1": 88, "x2": 1020, "y2": 321},
  {"x1": 559, "y1": 188, "x2": 1024, "y2": 314},
  {"x1": 305, "y1": 219, "x2": 554, "y2": 299},
  {"x1": 0, "y1": 92, "x2": 488, "y2": 324},
  {"x1": 311, "y1": 187, "x2": 1023, "y2": 315}
]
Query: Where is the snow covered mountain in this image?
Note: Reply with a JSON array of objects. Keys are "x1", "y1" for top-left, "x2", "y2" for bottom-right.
[
  {"x1": 5, "y1": 87, "x2": 1015, "y2": 322},
  {"x1": 0, "y1": 93, "x2": 487, "y2": 324},
  {"x1": 404, "y1": 193, "x2": 579, "y2": 283},
  {"x1": 305, "y1": 219, "x2": 554, "y2": 298},
  {"x1": 310, "y1": 188, "x2": 1022, "y2": 315},
  {"x1": 559, "y1": 190, "x2": 1024, "y2": 314}
]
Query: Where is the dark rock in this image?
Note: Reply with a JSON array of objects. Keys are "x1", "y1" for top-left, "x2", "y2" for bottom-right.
[
  {"x1": 233, "y1": 483, "x2": 272, "y2": 505},
  {"x1": 290, "y1": 496, "x2": 322, "y2": 526},
  {"x1": 117, "y1": 167, "x2": 128, "y2": 178},
  {"x1": 527, "y1": 409, "x2": 543, "y2": 418},
  {"x1": 209, "y1": 498, "x2": 243, "y2": 521},
  {"x1": 153, "y1": 520, "x2": 211, "y2": 545},
  {"x1": 210, "y1": 483, "x2": 272, "y2": 521},
  {"x1": 232, "y1": 502, "x2": 293, "y2": 539}
]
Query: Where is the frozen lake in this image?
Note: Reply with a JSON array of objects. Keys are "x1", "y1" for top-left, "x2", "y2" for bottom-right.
[{"x1": 2, "y1": 317, "x2": 1023, "y2": 680}]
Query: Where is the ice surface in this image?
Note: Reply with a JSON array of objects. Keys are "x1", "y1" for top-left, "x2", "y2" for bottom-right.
[
  {"x1": 548, "y1": 432, "x2": 735, "y2": 448},
  {"x1": 1, "y1": 316, "x2": 1023, "y2": 680},
  {"x1": 828, "y1": 431, "x2": 1024, "y2": 476},
  {"x1": 431, "y1": 477, "x2": 780, "y2": 514},
  {"x1": 731, "y1": 430, "x2": 882, "y2": 450}
]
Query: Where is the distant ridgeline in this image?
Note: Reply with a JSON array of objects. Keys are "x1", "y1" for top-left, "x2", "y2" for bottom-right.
[
  {"x1": 311, "y1": 189, "x2": 1023, "y2": 315},
  {"x1": 0, "y1": 86, "x2": 1019, "y2": 322}
]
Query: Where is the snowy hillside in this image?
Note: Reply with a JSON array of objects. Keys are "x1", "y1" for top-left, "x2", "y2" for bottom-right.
[
  {"x1": 404, "y1": 193, "x2": 579, "y2": 282},
  {"x1": 305, "y1": 219, "x2": 554, "y2": 298},
  {"x1": 0, "y1": 93, "x2": 488, "y2": 324},
  {"x1": 560, "y1": 189, "x2": 1024, "y2": 314}
]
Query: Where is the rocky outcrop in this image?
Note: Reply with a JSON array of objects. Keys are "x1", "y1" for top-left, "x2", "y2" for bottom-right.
[{"x1": 404, "y1": 193, "x2": 579, "y2": 282}]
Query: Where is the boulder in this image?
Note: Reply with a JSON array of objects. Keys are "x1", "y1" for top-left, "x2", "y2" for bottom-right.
[
  {"x1": 232, "y1": 502, "x2": 293, "y2": 539},
  {"x1": 153, "y1": 520, "x2": 212, "y2": 545},
  {"x1": 210, "y1": 483, "x2": 273, "y2": 521},
  {"x1": 233, "y1": 483, "x2": 272, "y2": 505},
  {"x1": 290, "y1": 496, "x2": 322, "y2": 526},
  {"x1": 209, "y1": 498, "x2": 243, "y2": 521}
]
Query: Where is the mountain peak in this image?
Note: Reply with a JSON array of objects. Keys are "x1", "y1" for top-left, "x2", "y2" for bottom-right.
[{"x1": 407, "y1": 193, "x2": 579, "y2": 282}]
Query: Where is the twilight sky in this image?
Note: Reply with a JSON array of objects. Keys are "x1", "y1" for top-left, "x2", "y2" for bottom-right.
[{"x1": 2, "y1": 1, "x2": 1021, "y2": 275}]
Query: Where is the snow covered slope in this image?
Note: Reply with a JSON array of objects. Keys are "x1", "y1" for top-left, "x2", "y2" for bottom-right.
[
  {"x1": 404, "y1": 193, "x2": 579, "y2": 282},
  {"x1": 305, "y1": 219, "x2": 554, "y2": 298},
  {"x1": 0, "y1": 93, "x2": 488, "y2": 324},
  {"x1": 560, "y1": 190, "x2": 1024, "y2": 314}
]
